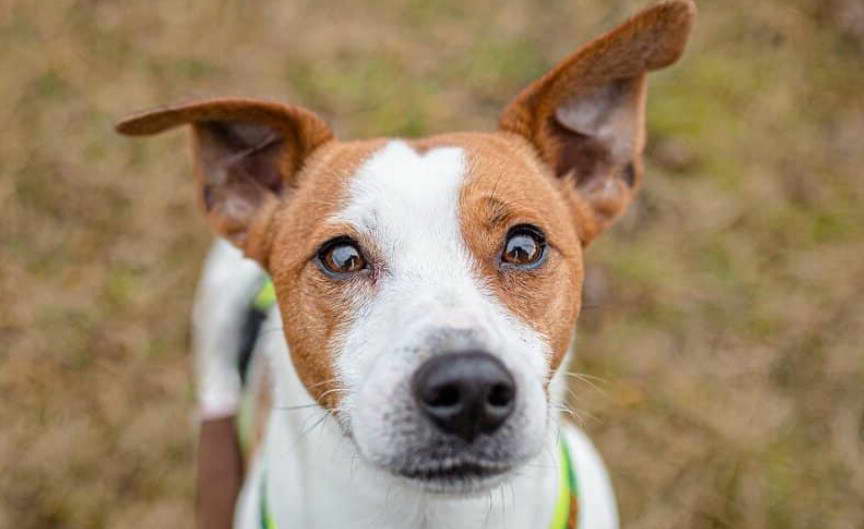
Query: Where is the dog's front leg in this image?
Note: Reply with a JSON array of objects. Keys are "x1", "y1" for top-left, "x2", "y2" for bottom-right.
[
  {"x1": 192, "y1": 240, "x2": 267, "y2": 528},
  {"x1": 196, "y1": 417, "x2": 244, "y2": 529}
]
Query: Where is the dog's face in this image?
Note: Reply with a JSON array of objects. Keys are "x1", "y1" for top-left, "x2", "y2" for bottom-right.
[
  {"x1": 118, "y1": 0, "x2": 694, "y2": 493},
  {"x1": 268, "y1": 134, "x2": 584, "y2": 492}
]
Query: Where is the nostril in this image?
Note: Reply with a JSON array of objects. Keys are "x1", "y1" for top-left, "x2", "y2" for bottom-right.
[
  {"x1": 425, "y1": 383, "x2": 461, "y2": 408},
  {"x1": 487, "y1": 383, "x2": 514, "y2": 408}
]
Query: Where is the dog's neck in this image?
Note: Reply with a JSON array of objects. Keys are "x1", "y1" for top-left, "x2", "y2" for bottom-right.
[{"x1": 251, "y1": 310, "x2": 567, "y2": 529}]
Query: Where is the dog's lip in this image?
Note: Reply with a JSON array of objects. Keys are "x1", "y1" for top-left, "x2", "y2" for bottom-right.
[{"x1": 395, "y1": 461, "x2": 511, "y2": 482}]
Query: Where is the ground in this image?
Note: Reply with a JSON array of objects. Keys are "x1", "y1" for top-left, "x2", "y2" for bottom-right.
[{"x1": 1, "y1": 0, "x2": 863, "y2": 527}]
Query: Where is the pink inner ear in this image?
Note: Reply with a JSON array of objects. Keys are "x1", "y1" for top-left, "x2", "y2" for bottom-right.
[
  {"x1": 229, "y1": 134, "x2": 285, "y2": 195},
  {"x1": 196, "y1": 121, "x2": 287, "y2": 205},
  {"x1": 553, "y1": 78, "x2": 641, "y2": 165},
  {"x1": 191, "y1": 120, "x2": 291, "y2": 256},
  {"x1": 546, "y1": 117, "x2": 614, "y2": 182}
]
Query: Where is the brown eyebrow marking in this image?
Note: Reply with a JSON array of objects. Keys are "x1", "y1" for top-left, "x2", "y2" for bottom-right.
[{"x1": 483, "y1": 196, "x2": 515, "y2": 228}]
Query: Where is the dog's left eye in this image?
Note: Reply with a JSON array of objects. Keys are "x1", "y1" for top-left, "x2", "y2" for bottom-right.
[
  {"x1": 500, "y1": 225, "x2": 547, "y2": 269},
  {"x1": 317, "y1": 237, "x2": 368, "y2": 277}
]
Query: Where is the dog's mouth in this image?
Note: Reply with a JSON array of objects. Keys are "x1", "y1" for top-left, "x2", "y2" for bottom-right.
[
  {"x1": 398, "y1": 461, "x2": 508, "y2": 480},
  {"x1": 391, "y1": 459, "x2": 513, "y2": 493}
]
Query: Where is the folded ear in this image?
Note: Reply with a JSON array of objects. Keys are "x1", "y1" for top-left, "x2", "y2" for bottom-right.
[
  {"x1": 116, "y1": 98, "x2": 333, "y2": 265},
  {"x1": 500, "y1": 0, "x2": 695, "y2": 244}
]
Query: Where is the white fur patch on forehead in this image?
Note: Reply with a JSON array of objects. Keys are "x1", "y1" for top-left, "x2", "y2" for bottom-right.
[
  {"x1": 330, "y1": 139, "x2": 551, "y2": 362},
  {"x1": 332, "y1": 140, "x2": 553, "y2": 458},
  {"x1": 333, "y1": 140, "x2": 468, "y2": 268}
]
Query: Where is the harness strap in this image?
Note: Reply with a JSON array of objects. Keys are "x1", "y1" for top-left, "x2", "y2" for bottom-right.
[
  {"x1": 552, "y1": 435, "x2": 579, "y2": 528},
  {"x1": 259, "y1": 477, "x2": 276, "y2": 529},
  {"x1": 259, "y1": 437, "x2": 579, "y2": 529},
  {"x1": 252, "y1": 280, "x2": 276, "y2": 312}
]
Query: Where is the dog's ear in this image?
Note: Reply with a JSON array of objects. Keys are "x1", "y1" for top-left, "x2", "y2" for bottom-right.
[
  {"x1": 116, "y1": 98, "x2": 333, "y2": 265},
  {"x1": 499, "y1": 0, "x2": 695, "y2": 244}
]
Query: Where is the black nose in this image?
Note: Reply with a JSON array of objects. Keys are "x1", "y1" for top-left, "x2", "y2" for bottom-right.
[{"x1": 412, "y1": 351, "x2": 516, "y2": 442}]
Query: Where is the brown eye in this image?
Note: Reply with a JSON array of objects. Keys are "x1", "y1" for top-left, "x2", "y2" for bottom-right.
[
  {"x1": 501, "y1": 225, "x2": 547, "y2": 268},
  {"x1": 318, "y1": 238, "x2": 367, "y2": 277}
]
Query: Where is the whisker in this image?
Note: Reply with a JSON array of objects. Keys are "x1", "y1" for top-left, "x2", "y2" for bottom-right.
[
  {"x1": 305, "y1": 377, "x2": 342, "y2": 390},
  {"x1": 299, "y1": 410, "x2": 331, "y2": 438},
  {"x1": 271, "y1": 403, "x2": 321, "y2": 411},
  {"x1": 557, "y1": 401, "x2": 598, "y2": 425},
  {"x1": 482, "y1": 489, "x2": 493, "y2": 529},
  {"x1": 556, "y1": 403, "x2": 583, "y2": 423},
  {"x1": 564, "y1": 371, "x2": 608, "y2": 383},
  {"x1": 556, "y1": 404, "x2": 578, "y2": 420},
  {"x1": 562, "y1": 371, "x2": 608, "y2": 395},
  {"x1": 317, "y1": 387, "x2": 350, "y2": 401}
]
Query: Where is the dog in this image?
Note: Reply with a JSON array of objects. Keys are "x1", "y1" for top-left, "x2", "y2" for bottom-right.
[{"x1": 116, "y1": 2, "x2": 694, "y2": 527}]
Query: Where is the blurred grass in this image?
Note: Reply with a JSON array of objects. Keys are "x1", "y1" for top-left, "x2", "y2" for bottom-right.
[{"x1": 1, "y1": 0, "x2": 863, "y2": 528}]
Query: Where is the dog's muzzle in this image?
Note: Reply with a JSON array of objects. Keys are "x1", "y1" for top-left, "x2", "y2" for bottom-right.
[{"x1": 348, "y1": 324, "x2": 548, "y2": 493}]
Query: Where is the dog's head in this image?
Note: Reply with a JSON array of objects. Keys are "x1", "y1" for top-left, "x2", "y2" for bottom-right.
[{"x1": 119, "y1": 1, "x2": 694, "y2": 493}]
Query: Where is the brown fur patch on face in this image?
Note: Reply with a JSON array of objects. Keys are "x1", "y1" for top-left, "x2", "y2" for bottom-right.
[
  {"x1": 265, "y1": 133, "x2": 592, "y2": 408},
  {"x1": 265, "y1": 139, "x2": 386, "y2": 411},
  {"x1": 412, "y1": 133, "x2": 587, "y2": 374}
]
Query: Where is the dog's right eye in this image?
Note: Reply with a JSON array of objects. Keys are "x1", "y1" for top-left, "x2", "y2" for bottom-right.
[
  {"x1": 316, "y1": 238, "x2": 368, "y2": 277},
  {"x1": 500, "y1": 224, "x2": 547, "y2": 269}
]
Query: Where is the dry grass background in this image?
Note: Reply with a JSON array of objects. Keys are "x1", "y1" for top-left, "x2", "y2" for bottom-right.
[{"x1": 2, "y1": 0, "x2": 863, "y2": 527}]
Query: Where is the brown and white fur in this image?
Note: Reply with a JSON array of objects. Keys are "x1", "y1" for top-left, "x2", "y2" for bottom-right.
[{"x1": 117, "y1": 2, "x2": 695, "y2": 528}]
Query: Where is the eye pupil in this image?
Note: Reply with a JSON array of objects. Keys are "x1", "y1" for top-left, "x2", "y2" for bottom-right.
[
  {"x1": 507, "y1": 236, "x2": 537, "y2": 263},
  {"x1": 320, "y1": 240, "x2": 367, "y2": 275},
  {"x1": 502, "y1": 227, "x2": 546, "y2": 267},
  {"x1": 332, "y1": 246, "x2": 358, "y2": 270}
]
